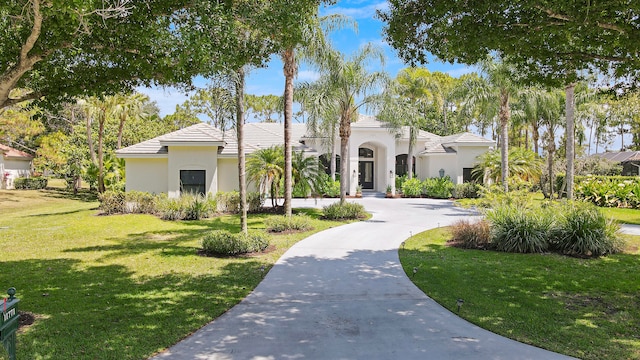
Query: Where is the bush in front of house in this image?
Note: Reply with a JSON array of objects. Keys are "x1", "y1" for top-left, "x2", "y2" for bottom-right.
[
  {"x1": 550, "y1": 202, "x2": 623, "y2": 257},
  {"x1": 156, "y1": 195, "x2": 185, "y2": 220},
  {"x1": 486, "y1": 205, "x2": 552, "y2": 253},
  {"x1": 315, "y1": 174, "x2": 340, "y2": 197},
  {"x1": 216, "y1": 191, "x2": 264, "y2": 213},
  {"x1": 422, "y1": 176, "x2": 454, "y2": 198},
  {"x1": 14, "y1": 177, "x2": 48, "y2": 190},
  {"x1": 452, "y1": 182, "x2": 480, "y2": 199},
  {"x1": 448, "y1": 219, "x2": 491, "y2": 249},
  {"x1": 182, "y1": 193, "x2": 217, "y2": 220},
  {"x1": 125, "y1": 191, "x2": 158, "y2": 214},
  {"x1": 265, "y1": 215, "x2": 312, "y2": 233},
  {"x1": 202, "y1": 230, "x2": 270, "y2": 256},
  {"x1": 99, "y1": 190, "x2": 126, "y2": 215},
  {"x1": 401, "y1": 177, "x2": 422, "y2": 197},
  {"x1": 322, "y1": 202, "x2": 367, "y2": 220}
]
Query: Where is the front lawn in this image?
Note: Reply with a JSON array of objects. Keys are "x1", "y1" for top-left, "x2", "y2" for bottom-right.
[
  {"x1": 400, "y1": 227, "x2": 640, "y2": 360},
  {"x1": 0, "y1": 189, "x2": 347, "y2": 360}
]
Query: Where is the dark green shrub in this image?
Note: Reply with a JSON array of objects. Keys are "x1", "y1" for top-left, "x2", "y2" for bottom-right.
[
  {"x1": 99, "y1": 190, "x2": 126, "y2": 215},
  {"x1": 322, "y1": 202, "x2": 367, "y2": 220},
  {"x1": 315, "y1": 174, "x2": 340, "y2": 197},
  {"x1": 422, "y1": 176, "x2": 454, "y2": 198},
  {"x1": 401, "y1": 177, "x2": 422, "y2": 197},
  {"x1": 395, "y1": 174, "x2": 407, "y2": 193},
  {"x1": 550, "y1": 203, "x2": 623, "y2": 257},
  {"x1": 247, "y1": 192, "x2": 265, "y2": 212},
  {"x1": 486, "y1": 205, "x2": 551, "y2": 253},
  {"x1": 448, "y1": 219, "x2": 491, "y2": 249},
  {"x1": 125, "y1": 191, "x2": 158, "y2": 214},
  {"x1": 13, "y1": 177, "x2": 48, "y2": 190},
  {"x1": 265, "y1": 215, "x2": 312, "y2": 233},
  {"x1": 202, "y1": 230, "x2": 270, "y2": 256},
  {"x1": 216, "y1": 191, "x2": 263, "y2": 213},
  {"x1": 452, "y1": 182, "x2": 480, "y2": 199}
]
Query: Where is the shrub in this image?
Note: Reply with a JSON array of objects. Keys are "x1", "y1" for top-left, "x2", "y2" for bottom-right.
[
  {"x1": 315, "y1": 174, "x2": 340, "y2": 197},
  {"x1": 486, "y1": 205, "x2": 551, "y2": 253},
  {"x1": 422, "y1": 176, "x2": 454, "y2": 198},
  {"x1": 182, "y1": 193, "x2": 216, "y2": 220},
  {"x1": 550, "y1": 203, "x2": 623, "y2": 257},
  {"x1": 452, "y1": 182, "x2": 480, "y2": 199},
  {"x1": 265, "y1": 215, "x2": 312, "y2": 233},
  {"x1": 125, "y1": 191, "x2": 158, "y2": 214},
  {"x1": 156, "y1": 196, "x2": 185, "y2": 220},
  {"x1": 99, "y1": 190, "x2": 126, "y2": 215},
  {"x1": 322, "y1": 202, "x2": 367, "y2": 220},
  {"x1": 216, "y1": 191, "x2": 264, "y2": 213},
  {"x1": 402, "y1": 177, "x2": 423, "y2": 197},
  {"x1": 13, "y1": 177, "x2": 48, "y2": 190},
  {"x1": 476, "y1": 184, "x2": 537, "y2": 209},
  {"x1": 202, "y1": 230, "x2": 270, "y2": 256},
  {"x1": 449, "y1": 219, "x2": 491, "y2": 249},
  {"x1": 395, "y1": 174, "x2": 408, "y2": 193}
]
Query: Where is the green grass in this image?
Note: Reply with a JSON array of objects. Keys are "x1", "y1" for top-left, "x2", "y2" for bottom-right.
[
  {"x1": 600, "y1": 207, "x2": 640, "y2": 225},
  {"x1": 400, "y1": 227, "x2": 640, "y2": 360},
  {"x1": 0, "y1": 189, "x2": 350, "y2": 360}
]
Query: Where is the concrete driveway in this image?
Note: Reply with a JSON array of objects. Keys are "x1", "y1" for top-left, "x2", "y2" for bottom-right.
[{"x1": 152, "y1": 196, "x2": 574, "y2": 360}]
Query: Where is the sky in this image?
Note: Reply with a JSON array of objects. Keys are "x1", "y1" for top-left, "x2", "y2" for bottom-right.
[{"x1": 138, "y1": 0, "x2": 473, "y2": 118}]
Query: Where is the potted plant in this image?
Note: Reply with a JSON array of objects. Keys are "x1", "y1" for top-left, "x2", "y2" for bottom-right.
[
  {"x1": 385, "y1": 185, "x2": 393, "y2": 198},
  {"x1": 355, "y1": 184, "x2": 362, "y2": 198}
]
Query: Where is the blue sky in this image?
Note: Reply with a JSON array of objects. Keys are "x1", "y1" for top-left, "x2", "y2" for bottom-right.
[{"x1": 139, "y1": 0, "x2": 473, "y2": 117}]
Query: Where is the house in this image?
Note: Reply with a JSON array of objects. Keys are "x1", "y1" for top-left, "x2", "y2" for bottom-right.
[
  {"x1": 116, "y1": 115, "x2": 495, "y2": 197},
  {"x1": 595, "y1": 151, "x2": 640, "y2": 175},
  {"x1": 0, "y1": 144, "x2": 34, "y2": 189}
]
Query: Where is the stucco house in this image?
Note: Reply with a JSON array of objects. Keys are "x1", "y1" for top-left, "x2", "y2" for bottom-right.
[
  {"x1": 0, "y1": 144, "x2": 34, "y2": 189},
  {"x1": 116, "y1": 115, "x2": 495, "y2": 197},
  {"x1": 595, "y1": 151, "x2": 640, "y2": 176}
]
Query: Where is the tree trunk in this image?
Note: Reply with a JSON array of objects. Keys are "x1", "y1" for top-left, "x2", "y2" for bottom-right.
[
  {"x1": 330, "y1": 125, "x2": 337, "y2": 181},
  {"x1": 407, "y1": 127, "x2": 415, "y2": 180},
  {"x1": 97, "y1": 113, "x2": 106, "y2": 193},
  {"x1": 565, "y1": 83, "x2": 576, "y2": 200},
  {"x1": 339, "y1": 112, "x2": 351, "y2": 203},
  {"x1": 499, "y1": 89, "x2": 510, "y2": 192},
  {"x1": 282, "y1": 48, "x2": 295, "y2": 217},
  {"x1": 86, "y1": 114, "x2": 97, "y2": 165},
  {"x1": 236, "y1": 67, "x2": 248, "y2": 234},
  {"x1": 532, "y1": 123, "x2": 540, "y2": 154},
  {"x1": 117, "y1": 114, "x2": 125, "y2": 150}
]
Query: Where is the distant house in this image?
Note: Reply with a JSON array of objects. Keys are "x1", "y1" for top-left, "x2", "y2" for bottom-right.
[
  {"x1": 595, "y1": 151, "x2": 640, "y2": 176},
  {"x1": 116, "y1": 115, "x2": 495, "y2": 197},
  {"x1": 0, "y1": 144, "x2": 34, "y2": 189}
]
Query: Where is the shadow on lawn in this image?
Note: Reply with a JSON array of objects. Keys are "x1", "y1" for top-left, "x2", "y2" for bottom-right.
[
  {"x1": 0, "y1": 258, "x2": 265, "y2": 360},
  {"x1": 401, "y1": 242, "x2": 640, "y2": 360}
]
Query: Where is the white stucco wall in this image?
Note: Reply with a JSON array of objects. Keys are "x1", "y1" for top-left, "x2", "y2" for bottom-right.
[
  {"x1": 420, "y1": 155, "x2": 458, "y2": 182},
  {"x1": 218, "y1": 158, "x2": 239, "y2": 192},
  {"x1": 167, "y1": 146, "x2": 218, "y2": 198},
  {"x1": 349, "y1": 129, "x2": 396, "y2": 194},
  {"x1": 125, "y1": 158, "x2": 168, "y2": 194},
  {"x1": 1, "y1": 156, "x2": 32, "y2": 189}
]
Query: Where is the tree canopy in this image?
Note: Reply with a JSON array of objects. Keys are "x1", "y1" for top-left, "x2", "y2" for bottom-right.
[{"x1": 379, "y1": 1, "x2": 640, "y2": 87}]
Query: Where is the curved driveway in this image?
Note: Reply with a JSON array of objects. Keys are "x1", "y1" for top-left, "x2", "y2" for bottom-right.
[{"x1": 153, "y1": 196, "x2": 574, "y2": 360}]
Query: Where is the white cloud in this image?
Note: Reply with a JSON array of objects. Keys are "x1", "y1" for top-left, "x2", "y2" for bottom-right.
[
  {"x1": 296, "y1": 70, "x2": 321, "y2": 82},
  {"x1": 322, "y1": 1, "x2": 388, "y2": 19},
  {"x1": 446, "y1": 66, "x2": 477, "y2": 78}
]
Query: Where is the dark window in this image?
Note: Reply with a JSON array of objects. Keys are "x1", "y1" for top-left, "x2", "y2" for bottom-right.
[
  {"x1": 358, "y1": 147, "x2": 374, "y2": 158},
  {"x1": 395, "y1": 154, "x2": 415, "y2": 176},
  {"x1": 319, "y1": 154, "x2": 341, "y2": 176},
  {"x1": 180, "y1": 170, "x2": 206, "y2": 195},
  {"x1": 463, "y1": 168, "x2": 473, "y2": 183}
]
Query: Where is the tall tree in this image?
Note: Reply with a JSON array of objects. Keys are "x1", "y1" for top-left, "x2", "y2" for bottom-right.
[
  {"x1": 379, "y1": 0, "x2": 640, "y2": 198},
  {"x1": 309, "y1": 45, "x2": 387, "y2": 202},
  {"x1": 245, "y1": 95, "x2": 282, "y2": 123},
  {"x1": 377, "y1": 68, "x2": 432, "y2": 180}
]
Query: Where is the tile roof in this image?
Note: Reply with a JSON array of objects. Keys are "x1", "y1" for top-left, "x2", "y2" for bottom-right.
[
  {"x1": 440, "y1": 132, "x2": 496, "y2": 144},
  {"x1": 596, "y1": 151, "x2": 640, "y2": 163},
  {"x1": 117, "y1": 123, "x2": 226, "y2": 156},
  {"x1": 0, "y1": 144, "x2": 33, "y2": 159},
  {"x1": 418, "y1": 144, "x2": 457, "y2": 155}
]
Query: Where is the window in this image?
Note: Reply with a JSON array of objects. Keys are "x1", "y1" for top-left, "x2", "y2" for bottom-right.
[
  {"x1": 395, "y1": 154, "x2": 415, "y2": 176},
  {"x1": 180, "y1": 170, "x2": 206, "y2": 195},
  {"x1": 358, "y1": 147, "x2": 374, "y2": 158},
  {"x1": 319, "y1": 154, "x2": 341, "y2": 176},
  {"x1": 463, "y1": 168, "x2": 473, "y2": 183}
]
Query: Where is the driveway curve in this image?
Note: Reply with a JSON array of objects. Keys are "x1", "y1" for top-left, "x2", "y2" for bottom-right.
[{"x1": 152, "y1": 197, "x2": 574, "y2": 360}]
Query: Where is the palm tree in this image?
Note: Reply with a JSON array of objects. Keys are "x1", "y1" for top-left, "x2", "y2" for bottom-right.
[
  {"x1": 472, "y1": 147, "x2": 542, "y2": 186},
  {"x1": 291, "y1": 149, "x2": 322, "y2": 197},
  {"x1": 110, "y1": 93, "x2": 149, "y2": 150},
  {"x1": 377, "y1": 67, "x2": 432, "y2": 180},
  {"x1": 247, "y1": 146, "x2": 284, "y2": 207},
  {"x1": 281, "y1": 14, "x2": 356, "y2": 216},
  {"x1": 308, "y1": 44, "x2": 387, "y2": 202},
  {"x1": 463, "y1": 57, "x2": 522, "y2": 191}
]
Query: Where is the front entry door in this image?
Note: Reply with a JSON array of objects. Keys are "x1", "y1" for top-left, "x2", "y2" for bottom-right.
[{"x1": 359, "y1": 161, "x2": 374, "y2": 189}]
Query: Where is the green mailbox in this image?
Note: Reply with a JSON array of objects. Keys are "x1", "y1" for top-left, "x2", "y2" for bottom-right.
[{"x1": 0, "y1": 288, "x2": 19, "y2": 360}]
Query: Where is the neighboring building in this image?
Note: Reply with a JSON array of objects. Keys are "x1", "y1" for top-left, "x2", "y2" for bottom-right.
[
  {"x1": 116, "y1": 116, "x2": 495, "y2": 197},
  {"x1": 0, "y1": 144, "x2": 34, "y2": 189},
  {"x1": 595, "y1": 151, "x2": 640, "y2": 175}
]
